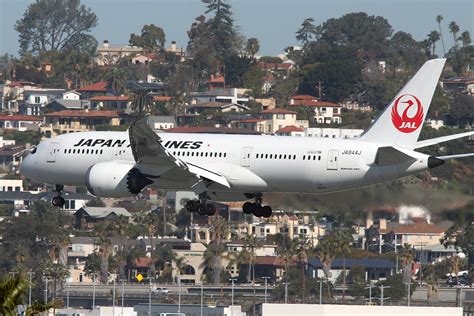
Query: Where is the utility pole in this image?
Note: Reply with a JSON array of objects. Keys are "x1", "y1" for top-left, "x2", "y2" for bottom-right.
[
  {"x1": 380, "y1": 285, "x2": 390, "y2": 306},
  {"x1": 406, "y1": 282, "x2": 411, "y2": 306},
  {"x1": 262, "y1": 277, "x2": 270, "y2": 303},
  {"x1": 27, "y1": 271, "x2": 34, "y2": 306},
  {"x1": 230, "y1": 278, "x2": 236, "y2": 316},
  {"x1": 66, "y1": 280, "x2": 70, "y2": 316},
  {"x1": 92, "y1": 273, "x2": 96, "y2": 310},
  {"x1": 148, "y1": 276, "x2": 152, "y2": 316},
  {"x1": 318, "y1": 281, "x2": 323, "y2": 304},
  {"x1": 44, "y1": 277, "x2": 49, "y2": 305},
  {"x1": 178, "y1": 275, "x2": 181, "y2": 314},
  {"x1": 113, "y1": 279, "x2": 116, "y2": 316},
  {"x1": 201, "y1": 281, "x2": 204, "y2": 316},
  {"x1": 365, "y1": 284, "x2": 373, "y2": 304},
  {"x1": 121, "y1": 280, "x2": 125, "y2": 316},
  {"x1": 284, "y1": 281, "x2": 289, "y2": 304}
]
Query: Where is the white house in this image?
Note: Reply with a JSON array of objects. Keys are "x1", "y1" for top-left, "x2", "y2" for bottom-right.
[
  {"x1": 259, "y1": 108, "x2": 309, "y2": 134},
  {"x1": 306, "y1": 128, "x2": 364, "y2": 139},
  {"x1": 62, "y1": 90, "x2": 81, "y2": 100}
]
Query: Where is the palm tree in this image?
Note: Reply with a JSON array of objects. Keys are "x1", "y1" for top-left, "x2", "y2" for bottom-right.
[
  {"x1": 200, "y1": 242, "x2": 226, "y2": 284},
  {"x1": 449, "y1": 21, "x2": 460, "y2": 48},
  {"x1": 436, "y1": 15, "x2": 446, "y2": 56},
  {"x1": 243, "y1": 235, "x2": 262, "y2": 284},
  {"x1": 459, "y1": 31, "x2": 472, "y2": 47},
  {"x1": 94, "y1": 222, "x2": 115, "y2": 283},
  {"x1": 0, "y1": 274, "x2": 61, "y2": 315},
  {"x1": 317, "y1": 238, "x2": 336, "y2": 298},
  {"x1": 130, "y1": 86, "x2": 154, "y2": 118},
  {"x1": 428, "y1": 31, "x2": 441, "y2": 56},
  {"x1": 111, "y1": 215, "x2": 130, "y2": 280},
  {"x1": 331, "y1": 229, "x2": 352, "y2": 300},
  {"x1": 400, "y1": 244, "x2": 414, "y2": 285},
  {"x1": 295, "y1": 235, "x2": 311, "y2": 302},
  {"x1": 209, "y1": 215, "x2": 230, "y2": 245},
  {"x1": 106, "y1": 67, "x2": 127, "y2": 96},
  {"x1": 173, "y1": 255, "x2": 188, "y2": 283}
]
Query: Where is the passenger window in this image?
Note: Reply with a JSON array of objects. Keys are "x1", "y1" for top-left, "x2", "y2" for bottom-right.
[
  {"x1": 303, "y1": 155, "x2": 305, "y2": 160},
  {"x1": 279, "y1": 154, "x2": 282, "y2": 159},
  {"x1": 224, "y1": 153, "x2": 227, "y2": 158},
  {"x1": 293, "y1": 155, "x2": 296, "y2": 160},
  {"x1": 284, "y1": 155, "x2": 287, "y2": 159},
  {"x1": 265, "y1": 154, "x2": 268, "y2": 159},
  {"x1": 82, "y1": 149, "x2": 85, "y2": 154},
  {"x1": 318, "y1": 156, "x2": 321, "y2": 161},
  {"x1": 269, "y1": 154, "x2": 273, "y2": 159}
]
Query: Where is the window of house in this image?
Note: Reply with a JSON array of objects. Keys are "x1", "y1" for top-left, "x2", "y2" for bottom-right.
[{"x1": 277, "y1": 114, "x2": 285, "y2": 119}]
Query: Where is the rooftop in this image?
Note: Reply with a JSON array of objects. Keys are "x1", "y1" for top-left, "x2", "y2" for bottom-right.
[
  {"x1": 89, "y1": 95, "x2": 130, "y2": 102},
  {"x1": 44, "y1": 110, "x2": 119, "y2": 118},
  {"x1": 276, "y1": 125, "x2": 304, "y2": 133},
  {"x1": 260, "y1": 108, "x2": 297, "y2": 115},
  {"x1": 76, "y1": 207, "x2": 131, "y2": 218},
  {"x1": 77, "y1": 81, "x2": 108, "y2": 92},
  {"x1": 0, "y1": 115, "x2": 43, "y2": 122}
]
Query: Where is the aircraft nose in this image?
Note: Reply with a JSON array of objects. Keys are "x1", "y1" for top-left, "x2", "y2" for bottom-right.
[{"x1": 19, "y1": 151, "x2": 37, "y2": 179}]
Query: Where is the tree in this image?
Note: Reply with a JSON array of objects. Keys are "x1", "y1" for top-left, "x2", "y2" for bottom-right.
[
  {"x1": 245, "y1": 38, "x2": 260, "y2": 57},
  {"x1": 204, "y1": 0, "x2": 238, "y2": 58},
  {"x1": 201, "y1": 242, "x2": 226, "y2": 284},
  {"x1": 129, "y1": 24, "x2": 166, "y2": 51},
  {"x1": 294, "y1": 235, "x2": 311, "y2": 302},
  {"x1": 459, "y1": 31, "x2": 472, "y2": 47},
  {"x1": 399, "y1": 244, "x2": 414, "y2": 284},
  {"x1": 317, "y1": 237, "x2": 335, "y2": 297},
  {"x1": 0, "y1": 274, "x2": 61, "y2": 315},
  {"x1": 331, "y1": 228, "x2": 352, "y2": 300},
  {"x1": 105, "y1": 67, "x2": 127, "y2": 96},
  {"x1": 296, "y1": 18, "x2": 319, "y2": 46},
  {"x1": 436, "y1": 15, "x2": 446, "y2": 56},
  {"x1": 427, "y1": 31, "x2": 441, "y2": 56},
  {"x1": 15, "y1": 0, "x2": 98, "y2": 56},
  {"x1": 449, "y1": 21, "x2": 460, "y2": 48},
  {"x1": 130, "y1": 87, "x2": 154, "y2": 118}
]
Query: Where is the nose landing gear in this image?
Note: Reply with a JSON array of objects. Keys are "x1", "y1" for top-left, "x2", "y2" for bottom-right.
[
  {"x1": 242, "y1": 193, "x2": 272, "y2": 218},
  {"x1": 185, "y1": 193, "x2": 216, "y2": 216},
  {"x1": 51, "y1": 184, "x2": 65, "y2": 208}
]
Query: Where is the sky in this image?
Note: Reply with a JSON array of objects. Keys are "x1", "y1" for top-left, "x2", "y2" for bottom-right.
[{"x1": 0, "y1": 0, "x2": 473, "y2": 57}]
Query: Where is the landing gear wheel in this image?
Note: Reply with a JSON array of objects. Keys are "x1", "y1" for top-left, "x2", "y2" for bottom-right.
[
  {"x1": 205, "y1": 204, "x2": 216, "y2": 216},
  {"x1": 52, "y1": 196, "x2": 65, "y2": 207},
  {"x1": 243, "y1": 202, "x2": 254, "y2": 214},
  {"x1": 197, "y1": 204, "x2": 208, "y2": 216},
  {"x1": 261, "y1": 206, "x2": 272, "y2": 218},
  {"x1": 186, "y1": 200, "x2": 199, "y2": 213}
]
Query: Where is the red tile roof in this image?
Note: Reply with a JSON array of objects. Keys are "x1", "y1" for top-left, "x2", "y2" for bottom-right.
[
  {"x1": 44, "y1": 110, "x2": 119, "y2": 118},
  {"x1": 235, "y1": 119, "x2": 266, "y2": 123},
  {"x1": 292, "y1": 95, "x2": 317, "y2": 100},
  {"x1": 77, "y1": 81, "x2": 108, "y2": 92},
  {"x1": 258, "y1": 62, "x2": 293, "y2": 70},
  {"x1": 152, "y1": 96, "x2": 172, "y2": 102},
  {"x1": 0, "y1": 115, "x2": 43, "y2": 122},
  {"x1": 391, "y1": 223, "x2": 445, "y2": 234},
  {"x1": 260, "y1": 108, "x2": 297, "y2": 115},
  {"x1": 255, "y1": 256, "x2": 296, "y2": 266},
  {"x1": 290, "y1": 100, "x2": 340, "y2": 107},
  {"x1": 133, "y1": 257, "x2": 154, "y2": 268},
  {"x1": 208, "y1": 75, "x2": 225, "y2": 83},
  {"x1": 89, "y1": 95, "x2": 130, "y2": 101},
  {"x1": 276, "y1": 125, "x2": 304, "y2": 133}
]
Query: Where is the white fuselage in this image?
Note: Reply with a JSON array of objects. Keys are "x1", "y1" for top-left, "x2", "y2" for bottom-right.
[{"x1": 20, "y1": 131, "x2": 432, "y2": 201}]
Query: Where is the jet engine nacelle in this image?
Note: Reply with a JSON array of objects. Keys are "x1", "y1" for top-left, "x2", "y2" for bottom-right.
[{"x1": 85, "y1": 161, "x2": 153, "y2": 198}]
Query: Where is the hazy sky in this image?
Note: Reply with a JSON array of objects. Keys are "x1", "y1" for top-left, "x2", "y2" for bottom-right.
[{"x1": 0, "y1": 0, "x2": 472, "y2": 57}]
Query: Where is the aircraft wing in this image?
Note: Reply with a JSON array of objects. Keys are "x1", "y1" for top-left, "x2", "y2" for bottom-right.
[
  {"x1": 415, "y1": 131, "x2": 474, "y2": 149},
  {"x1": 128, "y1": 116, "x2": 230, "y2": 189}
]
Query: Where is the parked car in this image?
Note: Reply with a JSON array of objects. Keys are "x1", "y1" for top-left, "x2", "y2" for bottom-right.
[{"x1": 152, "y1": 287, "x2": 170, "y2": 294}]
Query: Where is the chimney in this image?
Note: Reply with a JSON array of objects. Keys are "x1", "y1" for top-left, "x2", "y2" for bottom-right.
[
  {"x1": 379, "y1": 218, "x2": 387, "y2": 230},
  {"x1": 366, "y1": 211, "x2": 373, "y2": 228},
  {"x1": 170, "y1": 41, "x2": 177, "y2": 52},
  {"x1": 103, "y1": 40, "x2": 109, "y2": 48}
]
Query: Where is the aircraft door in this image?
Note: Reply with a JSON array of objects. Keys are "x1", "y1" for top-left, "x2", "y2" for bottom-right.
[
  {"x1": 327, "y1": 150, "x2": 339, "y2": 170},
  {"x1": 47, "y1": 142, "x2": 59, "y2": 163},
  {"x1": 240, "y1": 147, "x2": 252, "y2": 167}
]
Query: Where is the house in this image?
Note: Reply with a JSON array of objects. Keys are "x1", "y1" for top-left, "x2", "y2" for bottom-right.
[
  {"x1": 172, "y1": 242, "x2": 207, "y2": 284},
  {"x1": 96, "y1": 40, "x2": 143, "y2": 66},
  {"x1": 22, "y1": 88, "x2": 65, "y2": 115},
  {"x1": 63, "y1": 91, "x2": 82, "y2": 100},
  {"x1": 186, "y1": 101, "x2": 249, "y2": 114},
  {"x1": 415, "y1": 244, "x2": 461, "y2": 264},
  {"x1": 307, "y1": 258, "x2": 396, "y2": 282},
  {"x1": 76, "y1": 81, "x2": 108, "y2": 99},
  {"x1": 89, "y1": 95, "x2": 131, "y2": 112},
  {"x1": 0, "y1": 145, "x2": 28, "y2": 173},
  {"x1": 275, "y1": 125, "x2": 305, "y2": 136},
  {"x1": 259, "y1": 108, "x2": 308, "y2": 134},
  {"x1": 189, "y1": 88, "x2": 249, "y2": 106},
  {"x1": 0, "y1": 179, "x2": 23, "y2": 192},
  {"x1": 0, "y1": 115, "x2": 43, "y2": 131},
  {"x1": 252, "y1": 256, "x2": 296, "y2": 282},
  {"x1": 42, "y1": 110, "x2": 120, "y2": 136},
  {"x1": 426, "y1": 117, "x2": 445, "y2": 130},
  {"x1": 131, "y1": 54, "x2": 155, "y2": 65},
  {"x1": 207, "y1": 74, "x2": 225, "y2": 90},
  {"x1": 1, "y1": 81, "x2": 38, "y2": 113},
  {"x1": 441, "y1": 77, "x2": 474, "y2": 95},
  {"x1": 74, "y1": 206, "x2": 131, "y2": 230},
  {"x1": 149, "y1": 116, "x2": 176, "y2": 131},
  {"x1": 233, "y1": 118, "x2": 267, "y2": 133},
  {"x1": 340, "y1": 100, "x2": 373, "y2": 112},
  {"x1": 257, "y1": 61, "x2": 294, "y2": 76},
  {"x1": 46, "y1": 99, "x2": 91, "y2": 111},
  {"x1": 289, "y1": 96, "x2": 342, "y2": 124}
]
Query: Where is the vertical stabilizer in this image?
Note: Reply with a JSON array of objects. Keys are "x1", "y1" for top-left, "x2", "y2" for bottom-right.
[{"x1": 359, "y1": 58, "x2": 446, "y2": 149}]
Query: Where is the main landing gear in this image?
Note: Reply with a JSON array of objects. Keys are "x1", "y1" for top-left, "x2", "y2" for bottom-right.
[
  {"x1": 185, "y1": 193, "x2": 216, "y2": 216},
  {"x1": 242, "y1": 194, "x2": 272, "y2": 218},
  {"x1": 51, "y1": 184, "x2": 65, "y2": 208}
]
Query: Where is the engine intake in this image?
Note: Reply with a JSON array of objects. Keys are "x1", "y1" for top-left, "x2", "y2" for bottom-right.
[{"x1": 85, "y1": 161, "x2": 153, "y2": 197}]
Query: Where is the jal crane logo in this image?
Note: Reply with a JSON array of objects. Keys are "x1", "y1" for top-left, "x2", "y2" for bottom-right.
[{"x1": 391, "y1": 94, "x2": 424, "y2": 133}]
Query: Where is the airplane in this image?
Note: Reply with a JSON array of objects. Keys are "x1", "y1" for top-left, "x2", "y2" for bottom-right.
[{"x1": 20, "y1": 58, "x2": 474, "y2": 218}]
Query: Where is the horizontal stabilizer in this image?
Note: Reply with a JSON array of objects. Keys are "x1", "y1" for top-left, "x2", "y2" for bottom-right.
[
  {"x1": 373, "y1": 146, "x2": 417, "y2": 166},
  {"x1": 437, "y1": 153, "x2": 474, "y2": 160},
  {"x1": 415, "y1": 131, "x2": 474, "y2": 149}
]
